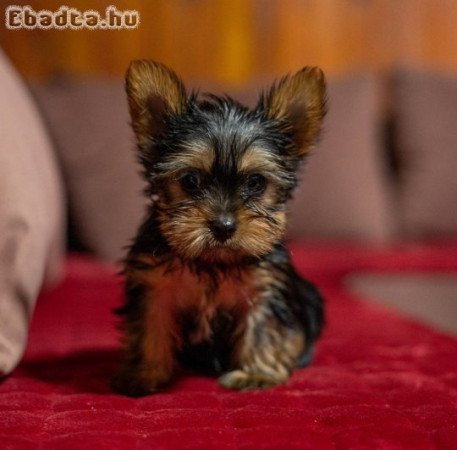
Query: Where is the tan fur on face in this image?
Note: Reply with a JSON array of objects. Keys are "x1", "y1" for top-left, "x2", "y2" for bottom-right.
[
  {"x1": 236, "y1": 208, "x2": 286, "y2": 256},
  {"x1": 156, "y1": 145, "x2": 287, "y2": 261},
  {"x1": 159, "y1": 141, "x2": 215, "y2": 174},
  {"x1": 159, "y1": 206, "x2": 212, "y2": 259},
  {"x1": 238, "y1": 146, "x2": 280, "y2": 174},
  {"x1": 158, "y1": 196, "x2": 286, "y2": 261}
]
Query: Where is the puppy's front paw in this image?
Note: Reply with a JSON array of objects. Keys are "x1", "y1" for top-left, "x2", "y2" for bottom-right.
[
  {"x1": 219, "y1": 370, "x2": 285, "y2": 391},
  {"x1": 111, "y1": 368, "x2": 171, "y2": 397},
  {"x1": 111, "y1": 371, "x2": 158, "y2": 397}
]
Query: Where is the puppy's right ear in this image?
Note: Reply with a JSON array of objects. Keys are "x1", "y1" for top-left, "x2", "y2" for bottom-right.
[{"x1": 125, "y1": 60, "x2": 186, "y2": 150}]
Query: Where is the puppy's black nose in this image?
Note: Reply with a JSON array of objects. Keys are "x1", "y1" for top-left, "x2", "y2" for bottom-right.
[{"x1": 209, "y1": 214, "x2": 236, "y2": 242}]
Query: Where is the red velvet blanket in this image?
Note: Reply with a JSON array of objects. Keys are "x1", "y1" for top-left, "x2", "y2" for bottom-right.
[{"x1": 1, "y1": 243, "x2": 457, "y2": 449}]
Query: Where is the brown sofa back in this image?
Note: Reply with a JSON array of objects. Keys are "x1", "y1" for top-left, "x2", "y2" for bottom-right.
[{"x1": 31, "y1": 70, "x2": 457, "y2": 261}]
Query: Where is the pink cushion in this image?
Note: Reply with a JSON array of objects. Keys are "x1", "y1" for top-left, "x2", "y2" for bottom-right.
[
  {"x1": 0, "y1": 50, "x2": 65, "y2": 375},
  {"x1": 393, "y1": 70, "x2": 457, "y2": 237}
]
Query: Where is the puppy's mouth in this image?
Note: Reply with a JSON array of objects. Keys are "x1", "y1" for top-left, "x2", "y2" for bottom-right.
[
  {"x1": 205, "y1": 240, "x2": 238, "y2": 255},
  {"x1": 199, "y1": 239, "x2": 246, "y2": 263}
]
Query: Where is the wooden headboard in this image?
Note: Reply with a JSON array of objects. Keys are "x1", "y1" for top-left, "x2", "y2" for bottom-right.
[{"x1": 1, "y1": 0, "x2": 456, "y2": 86}]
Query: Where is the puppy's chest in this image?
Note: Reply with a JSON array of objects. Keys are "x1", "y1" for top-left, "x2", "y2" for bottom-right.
[{"x1": 150, "y1": 264, "x2": 258, "y2": 343}]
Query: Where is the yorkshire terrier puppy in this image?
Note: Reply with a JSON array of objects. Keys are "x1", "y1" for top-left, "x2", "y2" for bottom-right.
[{"x1": 113, "y1": 60, "x2": 326, "y2": 396}]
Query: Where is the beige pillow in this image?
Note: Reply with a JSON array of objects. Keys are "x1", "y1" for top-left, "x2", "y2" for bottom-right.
[
  {"x1": 393, "y1": 70, "x2": 457, "y2": 237},
  {"x1": 0, "y1": 50, "x2": 65, "y2": 375}
]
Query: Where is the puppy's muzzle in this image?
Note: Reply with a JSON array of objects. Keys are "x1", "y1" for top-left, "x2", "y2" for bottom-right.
[{"x1": 209, "y1": 213, "x2": 237, "y2": 243}]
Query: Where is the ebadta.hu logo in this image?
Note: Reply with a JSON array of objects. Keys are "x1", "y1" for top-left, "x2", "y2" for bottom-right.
[{"x1": 5, "y1": 5, "x2": 140, "y2": 30}]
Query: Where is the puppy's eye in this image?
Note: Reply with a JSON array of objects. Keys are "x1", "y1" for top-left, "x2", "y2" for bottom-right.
[
  {"x1": 179, "y1": 171, "x2": 202, "y2": 193},
  {"x1": 246, "y1": 173, "x2": 266, "y2": 194}
]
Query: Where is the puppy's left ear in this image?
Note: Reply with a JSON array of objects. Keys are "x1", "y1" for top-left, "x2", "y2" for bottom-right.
[{"x1": 261, "y1": 67, "x2": 326, "y2": 157}]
